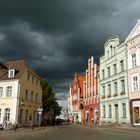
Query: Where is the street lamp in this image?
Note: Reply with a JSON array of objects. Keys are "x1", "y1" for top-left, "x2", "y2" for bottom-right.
[{"x1": 37, "y1": 107, "x2": 43, "y2": 127}]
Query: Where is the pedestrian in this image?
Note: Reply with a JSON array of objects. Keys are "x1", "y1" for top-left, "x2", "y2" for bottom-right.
[{"x1": 94, "y1": 112, "x2": 98, "y2": 125}]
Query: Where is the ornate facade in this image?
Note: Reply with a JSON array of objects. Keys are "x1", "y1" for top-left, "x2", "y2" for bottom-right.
[{"x1": 83, "y1": 57, "x2": 100, "y2": 125}]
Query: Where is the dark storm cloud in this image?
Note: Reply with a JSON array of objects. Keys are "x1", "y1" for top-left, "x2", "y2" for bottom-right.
[{"x1": 0, "y1": 0, "x2": 140, "y2": 99}]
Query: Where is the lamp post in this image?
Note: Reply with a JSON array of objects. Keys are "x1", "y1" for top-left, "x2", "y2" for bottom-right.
[{"x1": 37, "y1": 107, "x2": 43, "y2": 127}]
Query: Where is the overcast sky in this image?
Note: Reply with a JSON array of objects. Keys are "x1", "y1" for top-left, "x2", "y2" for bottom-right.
[{"x1": 0, "y1": 0, "x2": 140, "y2": 99}]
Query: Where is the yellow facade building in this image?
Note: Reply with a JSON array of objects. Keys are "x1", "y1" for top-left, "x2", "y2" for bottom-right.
[{"x1": 0, "y1": 60, "x2": 42, "y2": 128}]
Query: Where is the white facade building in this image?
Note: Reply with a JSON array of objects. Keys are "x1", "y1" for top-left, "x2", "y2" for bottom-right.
[
  {"x1": 0, "y1": 80, "x2": 19, "y2": 128},
  {"x1": 100, "y1": 36, "x2": 130, "y2": 125}
]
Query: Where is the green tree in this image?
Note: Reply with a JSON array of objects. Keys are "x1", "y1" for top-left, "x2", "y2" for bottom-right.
[{"x1": 40, "y1": 79, "x2": 61, "y2": 124}]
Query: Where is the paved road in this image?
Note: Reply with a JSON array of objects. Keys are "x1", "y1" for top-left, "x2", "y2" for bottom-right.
[{"x1": 0, "y1": 124, "x2": 140, "y2": 140}]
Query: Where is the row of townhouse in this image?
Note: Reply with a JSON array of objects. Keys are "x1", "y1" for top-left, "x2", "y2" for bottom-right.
[
  {"x1": 68, "y1": 57, "x2": 100, "y2": 125},
  {"x1": 68, "y1": 19, "x2": 140, "y2": 126},
  {"x1": 0, "y1": 60, "x2": 42, "y2": 129}
]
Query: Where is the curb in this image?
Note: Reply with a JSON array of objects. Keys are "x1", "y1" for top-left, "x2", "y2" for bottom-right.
[{"x1": 78, "y1": 123, "x2": 140, "y2": 135}]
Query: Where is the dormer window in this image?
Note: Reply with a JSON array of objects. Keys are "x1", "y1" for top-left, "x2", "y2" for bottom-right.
[{"x1": 8, "y1": 69, "x2": 15, "y2": 78}]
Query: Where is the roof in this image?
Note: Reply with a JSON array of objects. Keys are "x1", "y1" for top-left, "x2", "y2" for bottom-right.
[
  {"x1": 125, "y1": 19, "x2": 140, "y2": 42},
  {"x1": 0, "y1": 60, "x2": 40, "y2": 80}
]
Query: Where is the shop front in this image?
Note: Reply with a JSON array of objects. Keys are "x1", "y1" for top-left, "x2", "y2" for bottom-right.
[{"x1": 132, "y1": 100, "x2": 140, "y2": 126}]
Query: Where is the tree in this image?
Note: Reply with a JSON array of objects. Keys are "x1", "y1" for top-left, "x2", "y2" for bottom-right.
[{"x1": 40, "y1": 79, "x2": 61, "y2": 124}]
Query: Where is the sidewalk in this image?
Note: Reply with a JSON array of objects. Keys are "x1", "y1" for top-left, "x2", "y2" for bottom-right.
[
  {"x1": 0, "y1": 126, "x2": 47, "y2": 134},
  {"x1": 79, "y1": 123, "x2": 140, "y2": 134}
]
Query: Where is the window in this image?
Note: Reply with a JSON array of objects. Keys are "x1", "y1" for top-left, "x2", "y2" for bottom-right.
[
  {"x1": 107, "y1": 67, "x2": 110, "y2": 77},
  {"x1": 5, "y1": 108, "x2": 10, "y2": 121},
  {"x1": 113, "y1": 64, "x2": 117, "y2": 75},
  {"x1": 27, "y1": 73, "x2": 30, "y2": 81},
  {"x1": 8, "y1": 69, "x2": 15, "y2": 78},
  {"x1": 20, "y1": 109, "x2": 23, "y2": 123},
  {"x1": 102, "y1": 70, "x2": 105, "y2": 79},
  {"x1": 109, "y1": 105, "x2": 112, "y2": 118},
  {"x1": 113, "y1": 47, "x2": 116, "y2": 55},
  {"x1": 25, "y1": 89, "x2": 28, "y2": 100},
  {"x1": 31, "y1": 91, "x2": 33, "y2": 101},
  {"x1": 108, "y1": 84, "x2": 111, "y2": 96},
  {"x1": 120, "y1": 60, "x2": 124, "y2": 71},
  {"x1": 133, "y1": 76, "x2": 138, "y2": 91},
  {"x1": 0, "y1": 87, "x2": 3, "y2": 97},
  {"x1": 32, "y1": 76, "x2": 34, "y2": 84},
  {"x1": 121, "y1": 80, "x2": 125, "y2": 92},
  {"x1": 103, "y1": 105, "x2": 106, "y2": 118},
  {"x1": 36, "y1": 93, "x2": 38, "y2": 102},
  {"x1": 110, "y1": 45, "x2": 112, "y2": 57},
  {"x1": 102, "y1": 86, "x2": 105, "y2": 96},
  {"x1": 132, "y1": 53, "x2": 137, "y2": 67},
  {"x1": 33, "y1": 111, "x2": 36, "y2": 122},
  {"x1": 107, "y1": 51, "x2": 109, "y2": 58},
  {"x1": 25, "y1": 109, "x2": 28, "y2": 123},
  {"x1": 122, "y1": 103, "x2": 126, "y2": 118},
  {"x1": 114, "y1": 82, "x2": 118, "y2": 94},
  {"x1": 6, "y1": 86, "x2": 12, "y2": 97},
  {"x1": 36, "y1": 79, "x2": 38, "y2": 86}
]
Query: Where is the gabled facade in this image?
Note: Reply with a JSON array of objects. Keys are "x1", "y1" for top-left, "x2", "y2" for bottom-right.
[
  {"x1": 70, "y1": 74, "x2": 85, "y2": 123},
  {"x1": 83, "y1": 57, "x2": 100, "y2": 125},
  {"x1": 126, "y1": 19, "x2": 140, "y2": 126},
  {"x1": 100, "y1": 36, "x2": 130, "y2": 125},
  {"x1": 0, "y1": 60, "x2": 42, "y2": 129}
]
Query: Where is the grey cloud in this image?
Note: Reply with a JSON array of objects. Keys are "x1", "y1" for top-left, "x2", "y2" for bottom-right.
[{"x1": 0, "y1": 0, "x2": 140, "y2": 99}]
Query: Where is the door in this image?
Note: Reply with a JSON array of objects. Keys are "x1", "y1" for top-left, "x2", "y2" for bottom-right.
[
  {"x1": 134, "y1": 107, "x2": 139, "y2": 124},
  {"x1": 115, "y1": 104, "x2": 119, "y2": 123}
]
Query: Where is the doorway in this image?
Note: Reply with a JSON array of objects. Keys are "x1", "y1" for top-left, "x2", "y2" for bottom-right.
[{"x1": 115, "y1": 104, "x2": 119, "y2": 123}]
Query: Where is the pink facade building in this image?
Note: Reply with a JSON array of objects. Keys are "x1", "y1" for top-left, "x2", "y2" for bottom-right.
[
  {"x1": 126, "y1": 19, "x2": 140, "y2": 126},
  {"x1": 83, "y1": 57, "x2": 100, "y2": 126}
]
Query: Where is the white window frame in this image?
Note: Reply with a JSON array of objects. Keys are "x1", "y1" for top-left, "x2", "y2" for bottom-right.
[
  {"x1": 121, "y1": 79, "x2": 125, "y2": 92},
  {"x1": 114, "y1": 82, "x2": 118, "y2": 94},
  {"x1": 113, "y1": 64, "x2": 117, "y2": 75},
  {"x1": 107, "y1": 67, "x2": 110, "y2": 77},
  {"x1": 131, "y1": 74, "x2": 139, "y2": 92},
  {"x1": 108, "y1": 84, "x2": 111, "y2": 96},
  {"x1": 109, "y1": 105, "x2": 112, "y2": 118},
  {"x1": 6, "y1": 86, "x2": 12, "y2": 97},
  {"x1": 120, "y1": 60, "x2": 124, "y2": 72},
  {"x1": 132, "y1": 53, "x2": 137, "y2": 67},
  {"x1": 8, "y1": 69, "x2": 15, "y2": 78},
  {"x1": 102, "y1": 86, "x2": 105, "y2": 96},
  {"x1": 5, "y1": 108, "x2": 10, "y2": 121},
  {"x1": 103, "y1": 105, "x2": 106, "y2": 118}
]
